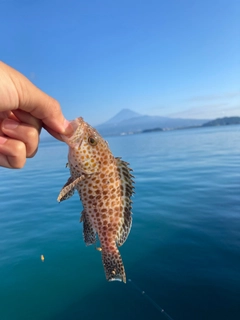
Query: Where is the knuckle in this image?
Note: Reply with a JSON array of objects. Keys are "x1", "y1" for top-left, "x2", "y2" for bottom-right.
[
  {"x1": 25, "y1": 126, "x2": 39, "y2": 141},
  {"x1": 45, "y1": 96, "x2": 61, "y2": 118},
  {"x1": 9, "y1": 142, "x2": 26, "y2": 169},
  {"x1": 15, "y1": 141, "x2": 26, "y2": 154},
  {"x1": 25, "y1": 128, "x2": 39, "y2": 157},
  {"x1": 0, "y1": 139, "x2": 26, "y2": 169},
  {"x1": 49, "y1": 96, "x2": 59, "y2": 110}
]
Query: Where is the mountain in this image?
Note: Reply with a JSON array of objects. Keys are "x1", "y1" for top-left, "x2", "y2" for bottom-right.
[
  {"x1": 95, "y1": 109, "x2": 208, "y2": 136},
  {"x1": 202, "y1": 116, "x2": 240, "y2": 127},
  {"x1": 104, "y1": 109, "x2": 141, "y2": 124}
]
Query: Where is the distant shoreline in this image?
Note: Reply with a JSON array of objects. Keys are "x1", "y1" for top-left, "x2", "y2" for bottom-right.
[
  {"x1": 40, "y1": 116, "x2": 240, "y2": 141},
  {"x1": 120, "y1": 116, "x2": 240, "y2": 136}
]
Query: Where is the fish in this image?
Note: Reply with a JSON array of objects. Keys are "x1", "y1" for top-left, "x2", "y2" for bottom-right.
[{"x1": 57, "y1": 117, "x2": 134, "y2": 283}]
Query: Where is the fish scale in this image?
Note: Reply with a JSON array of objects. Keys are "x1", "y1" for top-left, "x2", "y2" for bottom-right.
[{"x1": 58, "y1": 117, "x2": 134, "y2": 283}]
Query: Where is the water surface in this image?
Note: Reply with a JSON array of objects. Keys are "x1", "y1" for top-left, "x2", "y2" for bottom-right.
[{"x1": 0, "y1": 125, "x2": 239, "y2": 320}]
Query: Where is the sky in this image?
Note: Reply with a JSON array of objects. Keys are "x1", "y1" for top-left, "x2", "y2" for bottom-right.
[{"x1": 0, "y1": 0, "x2": 239, "y2": 125}]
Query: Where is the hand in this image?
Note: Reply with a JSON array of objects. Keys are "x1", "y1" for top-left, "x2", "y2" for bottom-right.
[{"x1": 0, "y1": 61, "x2": 71, "y2": 169}]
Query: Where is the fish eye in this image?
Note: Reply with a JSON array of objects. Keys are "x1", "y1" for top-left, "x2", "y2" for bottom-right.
[{"x1": 88, "y1": 136, "x2": 98, "y2": 146}]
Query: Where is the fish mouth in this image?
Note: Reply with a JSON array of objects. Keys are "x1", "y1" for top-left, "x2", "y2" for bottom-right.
[{"x1": 61, "y1": 117, "x2": 86, "y2": 148}]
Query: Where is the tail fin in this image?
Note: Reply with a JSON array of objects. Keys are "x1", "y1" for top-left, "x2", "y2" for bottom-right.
[{"x1": 102, "y1": 247, "x2": 126, "y2": 283}]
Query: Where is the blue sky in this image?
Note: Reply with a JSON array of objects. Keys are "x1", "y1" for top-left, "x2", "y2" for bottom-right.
[{"x1": 0, "y1": 0, "x2": 239, "y2": 125}]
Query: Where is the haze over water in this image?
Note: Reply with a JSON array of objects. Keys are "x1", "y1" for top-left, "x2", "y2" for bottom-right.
[{"x1": 0, "y1": 125, "x2": 239, "y2": 320}]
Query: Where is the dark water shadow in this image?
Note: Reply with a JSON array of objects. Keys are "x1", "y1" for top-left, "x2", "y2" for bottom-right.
[{"x1": 52, "y1": 235, "x2": 240, "y2": 320}]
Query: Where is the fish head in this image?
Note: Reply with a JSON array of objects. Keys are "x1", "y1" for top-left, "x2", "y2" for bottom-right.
[{"x1": 62, "y1": 117, "x2": 111, "y2": 174}]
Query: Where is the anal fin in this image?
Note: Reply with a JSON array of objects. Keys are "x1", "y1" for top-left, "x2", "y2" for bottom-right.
[{"x1": 81, "y1": 210, "x2": 97, "y2": 245}]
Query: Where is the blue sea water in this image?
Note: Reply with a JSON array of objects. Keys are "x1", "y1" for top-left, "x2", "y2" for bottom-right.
[{"x1": 0, "y1": 125, "x2": 240, "y2": 320}]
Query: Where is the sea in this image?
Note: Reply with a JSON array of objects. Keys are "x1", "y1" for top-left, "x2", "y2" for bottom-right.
[{"x1": 0, "y1": 125, "x2": 239, "y2": 320}]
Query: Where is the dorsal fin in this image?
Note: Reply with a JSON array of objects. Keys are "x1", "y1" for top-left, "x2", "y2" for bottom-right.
[{"x1": 115, "y1": 157, "x2": 135, "y2": 247}]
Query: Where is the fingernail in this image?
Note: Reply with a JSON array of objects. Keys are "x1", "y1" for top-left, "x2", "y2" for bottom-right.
[
  {"x1": 0, "y1": 136, "x2": 7, "y2": 144},
  {"x1": 3, "y1": 119, "x2": 19, "y2": 130}
]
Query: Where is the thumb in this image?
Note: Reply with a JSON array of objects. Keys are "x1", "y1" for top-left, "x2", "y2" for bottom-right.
[{"x1": 0, "y1": 62, "x2": 72, "y2": 135}]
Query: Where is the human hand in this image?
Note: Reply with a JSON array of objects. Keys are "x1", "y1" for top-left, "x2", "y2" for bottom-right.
[{"x1": 0, "y1": 61, "x2": 72, "y2": 169}]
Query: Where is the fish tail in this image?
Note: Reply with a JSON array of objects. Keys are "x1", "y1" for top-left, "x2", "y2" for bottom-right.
[{"x1": 101, "y1": 245, "x2": 126, "y2": 283}]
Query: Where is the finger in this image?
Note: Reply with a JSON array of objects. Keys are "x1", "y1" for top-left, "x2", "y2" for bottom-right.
[
  {"x1": 0, "y1": 110, "x2": 11, "y2": 121},
  {"x1": 12, "y1": 109, "x2": 42, "y2": 132},
  {"x1": 43, "y1": 124, "x2": 65, "y2": 142},
  {"x1": 0, "y1": 62, "x2": 72, "y2": 135},
  {"x1": 0, "y1": 136, "x2": 26, "y2": 169},
  {"x1": 6, "y1": 109, "x2": 41, "y2": 157},
  {"x1": 1, "y1": 118, "x2": 40, "y2": 158}
]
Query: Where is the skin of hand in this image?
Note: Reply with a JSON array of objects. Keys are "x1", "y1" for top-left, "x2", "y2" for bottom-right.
[{"x1": 0, "y1": 61, "x2": 72, "y2": 169}]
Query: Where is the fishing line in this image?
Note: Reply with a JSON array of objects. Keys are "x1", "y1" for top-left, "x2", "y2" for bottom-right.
[{"x1": 128, "y1": 279, "x2": 174, "y2": 320}]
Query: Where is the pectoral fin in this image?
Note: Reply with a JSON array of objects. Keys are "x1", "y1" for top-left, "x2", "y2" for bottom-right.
[{"x1": 57, "y1": 175, "x2": 85, "y2": 202}]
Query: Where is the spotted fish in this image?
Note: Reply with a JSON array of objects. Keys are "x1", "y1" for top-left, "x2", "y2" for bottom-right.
[{"x1": 57, "y1": 117, "x2": 134, "y2": 283}]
